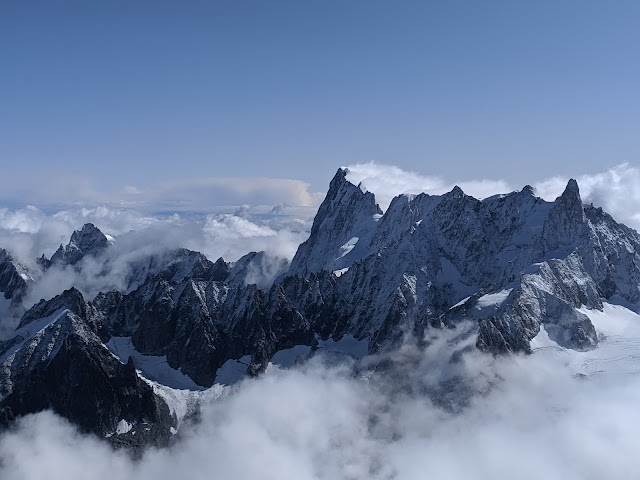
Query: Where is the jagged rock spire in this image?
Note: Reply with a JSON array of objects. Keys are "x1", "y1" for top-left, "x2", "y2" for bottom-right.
[
  {"x1": 289, "y1": 168, "x2": 382, "y2": 275},
  {"x1": 542, "y1": 178, "x2": 586, "y2": 252},
  {"x1": 17, "y1": 287, "x2": 89, "y2": 329},
  {"x1": 50, "y1": 223, "x2": 110, "y2": 266}
]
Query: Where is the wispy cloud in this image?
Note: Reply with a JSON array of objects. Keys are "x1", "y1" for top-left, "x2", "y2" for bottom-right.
[
  {"x1": 533, "y1": 163, "x2": 640, "y2": 230},
  {"x1": 344, "y1": 162, "x2": 516, "y2": 210}
]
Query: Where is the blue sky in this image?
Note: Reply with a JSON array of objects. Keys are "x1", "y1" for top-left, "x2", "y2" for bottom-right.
[{"x1": 1, "y1": 0, "x2": 639, "y2": 201}]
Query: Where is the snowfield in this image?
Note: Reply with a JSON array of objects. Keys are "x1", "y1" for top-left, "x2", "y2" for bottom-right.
[{"x1": 531, "y1": 303, "x2": 640, "y2": 377}]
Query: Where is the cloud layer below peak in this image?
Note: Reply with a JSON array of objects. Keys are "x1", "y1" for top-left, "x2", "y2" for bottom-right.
[{"x1": 2, "y1": 311, "x2": 640, "y2": 480}]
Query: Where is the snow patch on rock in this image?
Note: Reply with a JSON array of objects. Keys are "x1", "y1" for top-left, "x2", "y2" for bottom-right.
[
  {"x1": 106, "y1": 337, "x2": 202, "y2": 390},
  {"x1": 214, "y1": 355, "x2": 252, "y2": 385}
]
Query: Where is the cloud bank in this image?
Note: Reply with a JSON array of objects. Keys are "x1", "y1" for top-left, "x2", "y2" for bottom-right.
[
  {"x1": 1, "y1": 319, "x2": 640, "y2": 480},
  {"x1": 345, "y1": 162, "x2": 640, "y2": 232},
  {"x1": 345, "y1": 162, "x2": 512, "y2": 210},
  {"x1": 0, "y1": 205, "x2": 311, "y2": 269}
]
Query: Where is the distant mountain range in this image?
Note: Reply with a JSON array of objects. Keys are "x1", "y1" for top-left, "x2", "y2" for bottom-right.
[{"x1": 1, "y1": 167, "x2": 639, "y2": 449}]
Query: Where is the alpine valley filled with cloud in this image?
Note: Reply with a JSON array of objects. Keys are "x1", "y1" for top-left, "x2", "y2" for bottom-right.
[{"x1": 1, "y1": 163, "x2": 640, "y2": 479}]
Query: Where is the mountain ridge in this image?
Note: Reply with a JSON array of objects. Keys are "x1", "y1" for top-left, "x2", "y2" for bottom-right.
[{"x1": 1, "y1": 168, "x2": 639, "y2": 447}]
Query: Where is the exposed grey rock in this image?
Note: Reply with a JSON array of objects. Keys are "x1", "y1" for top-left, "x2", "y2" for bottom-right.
[
  {"x1": 289, "y1": 168, "x2": 383, "y2": 276},
  {"x1": 50, "y1": 223, "x2": 110, "y2": 266},
  {"x1": 124, "y1": 248, "x2": 229, "y2": 293},
  {"x1": 2, "y1": 170, "x2": 640, "y2": 447},
  {"x1": 542, "y1": 179, "x2": 586, "y2": 252},
  {"x1": 0, "y1": 288, "x2": 176, "y2": 447},
  {"x1": 0, "y1": 249, "x2": 31, "y2": 302}
]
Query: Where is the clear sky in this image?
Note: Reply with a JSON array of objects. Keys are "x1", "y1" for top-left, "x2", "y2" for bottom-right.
[{"x1": 1, "y1": 0, "x2": 639, "y2": 195}]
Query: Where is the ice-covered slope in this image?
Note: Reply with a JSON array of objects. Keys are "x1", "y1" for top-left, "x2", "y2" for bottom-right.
[{"x1": 531, "y1": 301, "x2": 640, "y2": 378}]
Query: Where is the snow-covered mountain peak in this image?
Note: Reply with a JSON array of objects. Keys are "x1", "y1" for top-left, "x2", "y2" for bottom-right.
[
  {"x1": 542, "y1": 179, "x2": 587, "y2": 252},
  {"x1": 50, "y1": 223, "x2": 110, "y2": 266},
  {"x1": 0, "y1": 285, "x2": 176, "y2": 444},
  {"x1": 0, "y1": 249, "x2": 32, "y2": 302},
  {"x1": 448, "y1": 185, "x2": 465, "y2": 199},
  {"x1": 289, "y1": 168, "x2": 383, "y2": 275},
  {"x1": 310, "y1": 168, "x2": 381, "y2": 232},
  {"x1": 552, "y1": 178, "x2": 584, "y2": 219},
  {"x1": 562, "y1": 177, "x2": 581, "y2": 198},
  {"x1": 18, "y1": 287, "x2": 88, "y2": 329}
]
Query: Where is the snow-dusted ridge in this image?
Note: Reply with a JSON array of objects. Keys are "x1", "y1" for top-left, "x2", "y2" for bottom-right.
[{"x1": 1, "y1": 167, "x2": 640, "y2": 449}]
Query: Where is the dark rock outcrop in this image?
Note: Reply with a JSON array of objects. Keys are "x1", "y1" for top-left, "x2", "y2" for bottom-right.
[
  {"x1": 0, "y1": 249, "x2": 31, "y2": 302},
  {"x1": 50, "y1": 223, "x2": 110, "y2": 266},
  {"x1": 0, "y1": 289, "x2": 176, "y2": 447}
]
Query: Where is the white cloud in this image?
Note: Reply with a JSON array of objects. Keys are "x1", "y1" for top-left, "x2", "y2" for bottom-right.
[
  {"x1": 345, "y1": 162, "x2": 640, "y2": 231},
  {"x1": 1, "y1": 323, "x2": 640, "y2": 479},
  {"x1": 533, "y1": 163, "x2": 640, "y2": 230},
  {"x1": 344, "y1": 162, "x2": 513, "y2": 210},
  {"x1": 0, "y1": 205, "x2": 312, "y2": 268}
]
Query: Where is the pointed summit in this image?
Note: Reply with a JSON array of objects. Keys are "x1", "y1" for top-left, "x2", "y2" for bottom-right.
[
  {"x1": 70, "y1": 223, "x2": 109, "y2": 251},
  {"x1": 309, "y1": 168, "x2": 381, "y2": 236},
  {"x1": 447, "y1": 185, "x2": 465, "y2": 199},
  {"x1": 289, "y1": 168, "x2": 382, "y2": 275},
  {"x1": 328, "y1": 167, "x2": 350, "y2": 190},
  {"x1": 560, "y1": 178, "x2": 581, "y2": 201},
  {"x1": 50, "y1": 223, "x2": 110, "y2": 266},
  {"x1": 521, "y1": 185, "x2": 535, "y2": 195},
  {"x1": 0, "y1": 248, "x2": 31, "y2": 301},
  {"x1": 18, "y1": 287, "x2": 89, "y2": 329},
  {"x1": 555, "y1": 179, "x2": 585, "y2": 220},
  {"x1": 542, "y1": 179, "x2": 586, "y2": 252}
]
